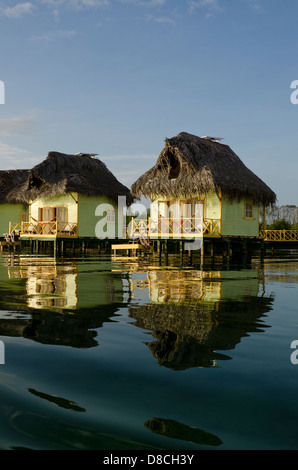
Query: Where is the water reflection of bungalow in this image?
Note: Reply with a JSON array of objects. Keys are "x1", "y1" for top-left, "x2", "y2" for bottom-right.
[
  {"x1": 26, "y1": 265, "x2": 78, "y2": 310},
  {"x1": 129, "y1": 268, "x2": 274, "y2": 369},
  {"x1": 130, "y1": 132, "x2": 276, "y2": 239},
  {"x1": 263, "y1": 259, "x2": 298, "y2": 284},
  {"x1": 143, "y1": 268, "x2": 262, "y2": 308},
  {"x1": 6, "y1": 257, "x2": 125, "y2": 310},
  {"x1": 8, "y1": 151, "x2": 133, "y2": 239},
  {"x1": 147, "y1": 270, "x2": 221, "y2": 306},
  {"x1": 0, "y1": 257, "x2": 126, "y2": 348}
]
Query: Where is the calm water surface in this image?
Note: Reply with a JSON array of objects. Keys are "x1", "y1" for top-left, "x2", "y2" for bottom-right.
[{"x1": 0, "y1": 248, "x2": 297, "y2": 450}]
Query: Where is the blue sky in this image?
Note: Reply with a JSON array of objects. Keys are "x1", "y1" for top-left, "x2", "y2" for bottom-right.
[{"x1": 0, "y1": 0, "x2": 297, "y2": 205}]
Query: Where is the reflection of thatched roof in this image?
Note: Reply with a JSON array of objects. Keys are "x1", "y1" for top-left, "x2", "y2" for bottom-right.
[
  {"x1": 8, "y1": 151, "x2": 133, "y2": 205},
  {"x1": 0, "y1": 169, "x2": 30, "y2": 204},
  {"x1": 129, "y1": 294, "x2": 273, "y2": 370},
  {"x1": 0, "y1": 304, "x2": 122, "y2": 349},
  {"x1": 131, "y1": 132, "x2": 276, "y2": 205}
]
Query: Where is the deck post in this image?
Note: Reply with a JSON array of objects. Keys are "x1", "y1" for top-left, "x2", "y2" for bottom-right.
[
  {"x1": 210, "y1": 242, "x2": 214, "y2": 258},
  {"x1": 260, "y1": 239, "x2": 265, "y2": 258},
  {"x1": 200, "y1": 243, "x2": 204, "y2": 263},
  {"x1": 226, "y1": 239, "x2": 231, "y2": 258},
  {"x1": 158, "y1": 240, "x2": 162, "y2": 258}
]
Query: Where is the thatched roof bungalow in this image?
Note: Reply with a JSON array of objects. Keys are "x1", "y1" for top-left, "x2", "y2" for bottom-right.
[
  {"x1": 8, "y1": 151, "x2": 133, "y2": 239},
  {"x1": 131, "y1": 132, "x2": 276, "y2": 238},
  {"x1": 0, "y1": 169, "x2": 30, "y2": 237}
]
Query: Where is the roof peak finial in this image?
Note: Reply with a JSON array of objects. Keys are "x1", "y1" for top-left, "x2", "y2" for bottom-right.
[
  {"x1": 201, "y1": 136, "x2": 224, "y2": 143},
  {"x1": 75, "y1": 153, "x2": 98, "y2": 157}
]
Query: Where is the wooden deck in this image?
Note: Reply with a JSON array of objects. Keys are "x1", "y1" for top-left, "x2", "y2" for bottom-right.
[
  {"x1": 128, "y1": 217, "x2": 221, "y2": 239},
  {"x1": 7, "y1": 219, "x2": 298, "y2": 245},
  {"x1": 9, "y1": 221, "x2": 78, "y2": 238}
]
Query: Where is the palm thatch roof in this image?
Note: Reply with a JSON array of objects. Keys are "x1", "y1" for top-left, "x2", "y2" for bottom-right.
[
  {"x1": 0, "y1": 169, "x2": 30, "y2": 204},
  {"x1": 131, "y1": 132, "x2": 276, "y2": 206},
  {"x1": 8, "y1": 151, "x2": 134, "y2": 205}
]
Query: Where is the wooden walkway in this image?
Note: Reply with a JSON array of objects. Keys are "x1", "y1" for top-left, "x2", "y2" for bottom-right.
[{"x1": 111, "y1": 243, "x2": 144, "y2": 255}]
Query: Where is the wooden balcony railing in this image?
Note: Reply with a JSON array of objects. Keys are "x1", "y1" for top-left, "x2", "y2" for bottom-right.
[
  {"x1": 202, "y1": 219, "x2": 221, "y2": 237},
  {"x1": 127, "y1": 217, "x2": 221, "y2": 239},
  {"x1": 261, "y1": 229, "x2": 298, "y2": 242},
  {"x1": 9, "y1": 221, "x2": 78, "y2": 238},
  {"x1": 9, "y1": 222, "x2": 22, "y2": 233}
]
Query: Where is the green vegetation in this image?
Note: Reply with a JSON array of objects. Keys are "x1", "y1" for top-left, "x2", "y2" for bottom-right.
[
  {"x1": 267, "y1": 218, "x2": 293, "y2": 230},
  {"x1": 265, "y1": 204, "x2": 298, "y2": 230}
]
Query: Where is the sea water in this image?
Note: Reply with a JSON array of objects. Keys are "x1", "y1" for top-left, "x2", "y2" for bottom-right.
[{"x1": 0, "y1": 248, "x2": 297, "y2": 450}]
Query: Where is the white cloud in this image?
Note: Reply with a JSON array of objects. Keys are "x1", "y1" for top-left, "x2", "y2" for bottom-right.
[
  {"x1": 0, "y1": 2, "x2": 34, "y2": 18},
  {"x1": 0, "y1": 0, "x2": 165, "y2": 21},
  {"x1": 141, "y1": 13, "x2": 175, "y2": 24},
  {"x1": 40, "y1": 0, "x2": 110, "y2": 9},
  {"x1": 51, "y1": 8, "x2": 60, "y2": 20},
  {"x1": 118, "y1": 0, "x2": 166, "y2": 6},
  {"x1": 242, "y1": 0, "x2": 263, "y2": 13},
  {"x1": 30, "y1": 29, "x2": 77, "y2": 40},
  {"x1": 0, "y1": 114, "x2": 38, "y2": 137},
  {"x1": 188, "y1": 0, "x2": 222, "y2": 14},
  {"x1": 0, "y1": 142, "x2": 40, "y2": 169},
  {"x1": 152, "y1": 15, "x2": 174, "y2": 24}
]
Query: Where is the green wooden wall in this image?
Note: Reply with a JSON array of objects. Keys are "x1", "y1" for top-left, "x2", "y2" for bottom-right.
[
  {"x1": 0, "y1": 204, "x2": 27, "y2": 237},
  {"x1": 78, "y1": 194, "x2": 120, "y2": 238},
  {"x1": 221, "y1": 198, "x2": 259, "y2": 237}
]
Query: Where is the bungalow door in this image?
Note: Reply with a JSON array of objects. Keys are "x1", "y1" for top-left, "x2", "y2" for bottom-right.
[
  {"x1": 38, "y1": 206, "x2": 67, "y2": 234},
  {"x1": 168, "y1": 200, "x2": 181, "y2": 235},
  {"x1": 158, "y1": 202, "x2": 168, "y2": 235},
  {"x1": 56, "y1": 207, "x2": 67, "y2": 224},
  {"x1": 38, "y1": 207, "x2": 55, "y2": 234},
  {"x1": 39, "y1": 207, "x2": 55, "y2": 222},
  {"x1": 181, "y1": 199, "x2": 204, "y2": 235},
  {"x1": 56, "y1": 207, "x2": 67, "y2": 234},
  {"x1": 158, "y1": 200, "x2": 181, "y2": 236},
  {"x1": 193, "y1": 200, "x2": 204, "y2": 235}
]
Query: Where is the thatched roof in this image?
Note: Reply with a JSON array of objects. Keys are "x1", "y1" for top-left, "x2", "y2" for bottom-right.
[
  {"x1": 8, "y1": 151, "x2": 134, "y2": 205},
  {"x1": 0, "y1": 169, "x2": 30, "y2": 204},
  {"x1": 131, "y1": 132, "x2": 276, "y2": 206}
]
